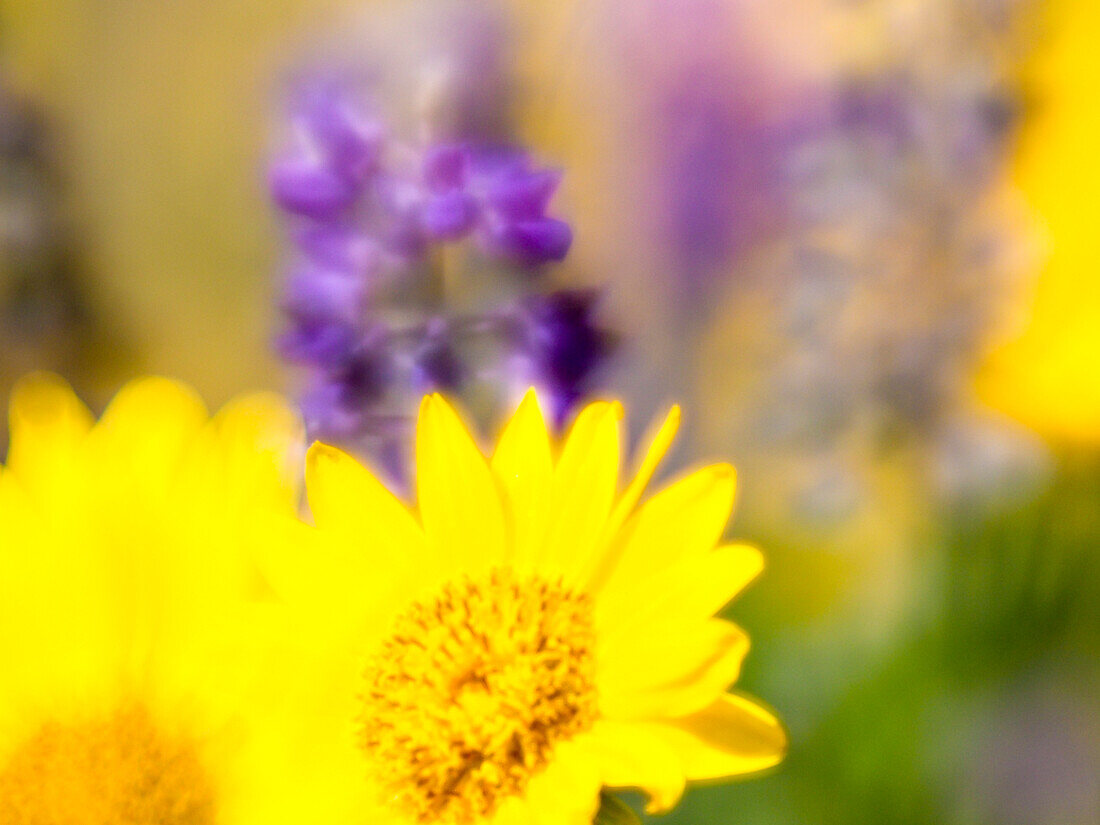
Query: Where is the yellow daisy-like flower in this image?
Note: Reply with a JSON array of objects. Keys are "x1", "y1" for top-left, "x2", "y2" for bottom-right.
[
  {"x1": 0, "y1": 374, "x2": 301, "y2": 825},
  {"x1": 261, "y1": 391, "x2": 786, "y2": 825}
]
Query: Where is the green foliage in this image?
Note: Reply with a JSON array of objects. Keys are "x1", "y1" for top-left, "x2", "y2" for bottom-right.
[
  {"x1": 647, "y1": 452, "x2": 1100, "y2": 825},
  {"x1": 595, "y1": 792, "x2": 643, "y2": 825},
  {"x1": 938, "y1": 452, "x2": 1100, "y2": 680}
]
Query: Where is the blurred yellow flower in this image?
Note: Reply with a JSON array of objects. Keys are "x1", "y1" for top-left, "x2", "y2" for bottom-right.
[
  {"x1": 260, "y1": 390, "x2": 785, "y2": 825},
  {"x1": 0, "y1": 374, "x2": 302, "y2": 825},
  {"x1": 979, "y1": 0, "x2": 1100, "y2": 442}
]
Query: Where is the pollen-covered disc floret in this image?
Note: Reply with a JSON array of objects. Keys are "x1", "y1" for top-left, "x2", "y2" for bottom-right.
[
  {"x1": 359, "y1": 568, "x2": 598, "y2": 824},
  {"x1": 0, "y1": 704, "x2": 215, "y2": 825}
]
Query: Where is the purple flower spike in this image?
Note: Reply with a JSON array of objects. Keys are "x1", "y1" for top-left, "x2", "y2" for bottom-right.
[
  {"x1": 269, "y1": 76, "x2": 586, "y2": 458},
  {"x1": 421, "y1": 190, "x2": 480, "y2": 240},
  {"x1": 486, "y1": 218, "x2": 573, "y2": 265},
  {"x1": 270, "y1": 155, "x2": 357, "y2": 218},
  {"x1": 282, "y1": 266, "x2": 366, "y2": 326}
]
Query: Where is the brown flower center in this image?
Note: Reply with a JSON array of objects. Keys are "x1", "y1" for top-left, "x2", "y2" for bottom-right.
[
  {"x1": 0, "y1": 704, "x2": 216, "y2": 825},
  {"x1": 359, "y1": 568, "x2": 598, "y2": 824}
]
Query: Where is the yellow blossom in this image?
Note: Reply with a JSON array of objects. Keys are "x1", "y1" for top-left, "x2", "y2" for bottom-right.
[
  {"x1": 978, "y1": 0, "x2": 1100, "y2": 441},
  {"x1": 0, "y1": 374, "x2": 302, "y2": 825},
  {"x1": 258, "y1": 390, "x2": 786, "y2": 825}
]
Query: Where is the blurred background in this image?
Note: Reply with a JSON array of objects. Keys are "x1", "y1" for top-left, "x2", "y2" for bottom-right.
[{"x1": 0, "y1": 0, "x2": 1097, "y2": 822}]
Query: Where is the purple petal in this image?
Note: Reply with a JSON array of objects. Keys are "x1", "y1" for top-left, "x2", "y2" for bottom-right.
[
  {"x1": 270, "y1": 156, "x2": 357, "y2": 218},
  {"x1": 484, "y1": 217, "x2": 573, "y2": 264},
  {"x1": 468, "y1": 144, "x2": 530, "y2": 178},
  {"x1": 282, "y1": 266, "x2": 365, "y2": 325},
  {"x1": 276, "y1": 322, "x2": 358, "y2": 368},
  {"x1": 300, "y1": 380, "x2": 363, "y2": 439},
  {"x1": 294, "y1": 83, "x2": 383, "y2": 184},
  {"x1": 294, "y1": 224, "x2": 379, "y2": 274},
  {"x1": 484, "y1": 168, "x2": 562, "y2": 219},
  {"x1": 421, "y1": 190, "x2": 480, "y2": 240},
  {"x1": 422, "y1": 143, "x2": 470, "y2": 190}
]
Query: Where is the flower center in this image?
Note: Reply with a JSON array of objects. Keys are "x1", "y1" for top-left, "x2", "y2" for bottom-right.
[
  {"x1": 0, "y1": 704, "x2": 216, "y2": 825},
  {"x1": 359, "y1": 568, "x2": 598, "y2": 824}
]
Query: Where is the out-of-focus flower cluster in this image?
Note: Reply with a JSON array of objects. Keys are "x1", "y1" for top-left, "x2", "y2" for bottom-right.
[
  {"x1": 269, "y1": 71, "x2": 611, "y2": 466},
  {"x1": 569, "y1": 0, "x2": 1045, "y2": 539}
]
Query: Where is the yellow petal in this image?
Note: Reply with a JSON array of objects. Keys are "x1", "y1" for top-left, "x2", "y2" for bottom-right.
[
  {"x1": 416, "y1": 394, "x2": 507, "y2": 574},
  {"x1": 581, "y1": 405, "x2": 681, "y2": 591},
  {"x1": 599, "y1": 619, "x2": 750, "y2": 719},
  {"x1": 307, "y1": 441, "x2": 427, "y2": 554},
  {"x1": 491, "y1": 388, "x2": 553, "y2": 573},
  {"x1": 542, "y1": 400, "x2": 622, "y2": 583},
  {"x1": 87, "y1": 376, "x2": 208, "y2": 499},
  {"x1": 578, "y1": 721, "x2": 686, "y2": 813},
  {"x1": 511, "y1": 738, "x2": 603, "y2": 825},
  {"x1": 302, "y1": 442, "x2": 435, "y2": 614},
  {"x1": 238, "y1": 707, "x2": 386, "y2": 825},
  {"x1": 606, "y1": 405, "x2": 681, "y2": 536},
  {"x1": 650, "y1": 693, "x2": 788, "y2": 779},
  {"x1": 190, "y1": 390, "x2": 303, "y2": 512},
  {"x1": 251, "y1": 512, "x2": 399, "y2": 651},
  {"x1": 595, "y1": 464, "x2": 737, "y2": 604},
  {"x1": 5, "y1": 372, "x2": 93, "y2": 495},
  {"x1": 0, "y1": 493, "x2": 119, "y2": 702},
  {"x1": 597, "y1": 543, "x2": 763, "y2": 638}
]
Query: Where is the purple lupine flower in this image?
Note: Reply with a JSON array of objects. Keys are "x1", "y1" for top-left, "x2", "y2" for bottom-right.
[
  {"x1": 520, "y1": 290, "x2": 614, "y2": 426},
  {"x1": 269, "y1": 74, "x2": 598, "y2": 457}
]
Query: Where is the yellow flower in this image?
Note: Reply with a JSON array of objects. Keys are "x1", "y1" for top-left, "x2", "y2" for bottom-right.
[
  {"x1": 0, "y1": 374, "x2": 302, "y2": 825},
  {"x1": 260, "y1": 391, "x2": 786, "y2": 825},
  {"x1": 978, "y1": 0, "x2": 1100, "y2": 441}
]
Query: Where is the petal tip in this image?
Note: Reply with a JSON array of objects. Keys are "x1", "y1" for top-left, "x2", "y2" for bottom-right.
[
  {"x1": 9, "y1": 372, "x2": 92, "y2": 434},
  {"x1": 306, "y1": 440, "x2": 343, "y2": 464},
  {"x1": 417, "y1": 393, "x2": 435, "y2": 422},
  {"x1": 710, "y1": 463, "x2": 736, "y2": 483},
  {"x1": 10, "y1": 371, "x2": 76, "y2": 412}
]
